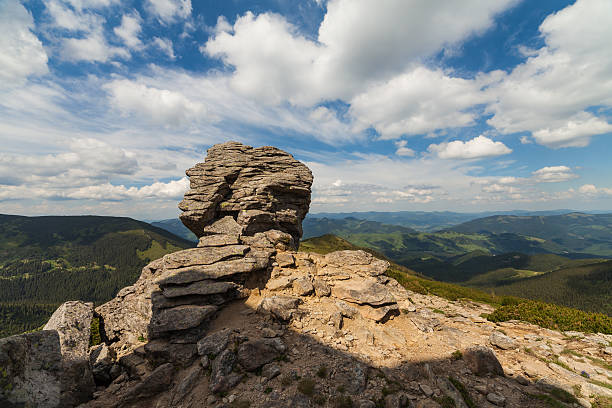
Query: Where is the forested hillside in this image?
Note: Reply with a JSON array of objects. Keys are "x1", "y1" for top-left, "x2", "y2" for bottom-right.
[
  {"x1": 0, "y1": 214, "x2": 194, "y2": 336},
  {"x1": 448, "y1": 212, "x2": 612, "y2": 256}
]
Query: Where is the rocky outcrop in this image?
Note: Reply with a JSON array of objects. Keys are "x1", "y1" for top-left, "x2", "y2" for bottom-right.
[
  {"x1": 44, "y1": 300, "x2": 96, "y2": 406},
  {"x1": 179, "y1": 141, "x2": 313, "y2": 245},
  {"x1": 0, "y1": 331, "x2": 62, "y2": 408}
]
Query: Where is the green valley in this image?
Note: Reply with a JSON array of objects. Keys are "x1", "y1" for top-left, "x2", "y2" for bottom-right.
[{"x1": 0, "y1": 214, "x2": 194, "y2": 337}]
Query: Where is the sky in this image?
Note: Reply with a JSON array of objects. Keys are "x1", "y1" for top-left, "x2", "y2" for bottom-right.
[{"x1": 1, "y1": 0, "x2": 612, "y2": 220}]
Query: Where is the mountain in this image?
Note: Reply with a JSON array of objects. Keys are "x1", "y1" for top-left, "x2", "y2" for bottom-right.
[
  {"x1": 448, "y1": 212, "x2": 612, "y2": 257},
  {"x1": 303, "y1": 216, "x2": 566, "y2": 262},
  {"x1": 302, "y1": 217, "x2": 612, "y2": 316},
  {"x1": 302, "y1": 216, "x2": 416, "y2": 239},
  {"x1": 150, "y1": 218, "x2": 198, "y2": 242},
  {"x1": 0, "y1": 214, "x2": 194, "y2": 337},
  {"x1": 309, "y1": 209, "x2": 578, "y2": 231}
]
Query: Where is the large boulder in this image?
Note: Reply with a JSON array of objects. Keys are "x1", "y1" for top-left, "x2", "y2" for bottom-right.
[
  {"x1": 0, "y1": 330, "x2": 62, "y2": 408},
  {"x1": 44, "y1": 300, "x2": 96, "y2": 406},
  {"x1": 179, "y1": 142, "x2": 313, "y2": 246}
]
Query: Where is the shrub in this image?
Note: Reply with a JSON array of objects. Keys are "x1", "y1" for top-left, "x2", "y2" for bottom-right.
[
  {"x1": 316, "y1": 365, "x2": 328, "y2": 379},
  {"x1": 451, "y1": 350, "x2": 463, "y2": 360}
]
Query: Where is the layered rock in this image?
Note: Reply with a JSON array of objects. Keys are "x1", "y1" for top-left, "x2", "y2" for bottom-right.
[{"x1": 179, "y1": 141, "x2": 313, "y2": 245}]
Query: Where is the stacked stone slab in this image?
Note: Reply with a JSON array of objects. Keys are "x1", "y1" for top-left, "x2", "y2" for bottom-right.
[
  {"x1": 179, "y1": 141, "x2": 313, "y2": 245},
  {"x1": 96, "y1": 142, "x2": 314, "y2": 361}
]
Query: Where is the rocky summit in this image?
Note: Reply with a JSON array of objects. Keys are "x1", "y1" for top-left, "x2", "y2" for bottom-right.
[
  {"x1": 1, "y1": 142, "x2": 611, "y2": 408},
  {"x1": 179, "y1": 141, "x2": 313, "y2": 245}
]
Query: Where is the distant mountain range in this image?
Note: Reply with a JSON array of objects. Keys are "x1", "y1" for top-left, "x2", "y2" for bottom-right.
[
  {"x1": 151, "y1": 218, "x2": 198, "y2": 242},
  {"x1": 309, "y1": 209, "x2": 587, "y2": 231},
  {"x1": 0, "y1": 214, "x2": 194, "y2": 337}
]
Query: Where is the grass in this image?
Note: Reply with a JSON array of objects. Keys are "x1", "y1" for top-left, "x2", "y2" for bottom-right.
[
  {"x1": 487, "y1": 300, "x2": 612, "y2": 334},
  {"x1": 89, "y1": 316, "x2": 101, "y2": 346},
  {"x1": 592, "y1": 395, "x2": 612, "y2": 408},
  {"x1": 448, "y1": 376, "x2": 476, "y2": 408},
  {"x1": 433, "y1": 396, "x2": 455, "y2": 408},
  {"x1": 330, "y1": 395, "x2": 353, "y2": 408},
  {"x1": 297, "y1": 378, "x2": 315, "y2": 396}
]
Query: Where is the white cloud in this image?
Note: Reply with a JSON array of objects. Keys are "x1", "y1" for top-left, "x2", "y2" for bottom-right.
[
  {"x1": 61, "y1": 32, "x2": 130, "y2": 62},
  {"x1": 104, "y1": 79, "x2": 207, "y2": 127},
  {"x1": 487, "y1": 0, "x2": 612, "y2": 147},
  {"x1": 0, "y1": 138, "x2": 138, "y2": 187},
  {"x1": 0, "y1": 0, "x2": 48, "y2": 84},
  {"x1": 152, "y1": 37, "x2": 175, "y2": 59},
  {"x1": 394, "y1": 141, "x2": 415, "y2": 157},
  {"x1": 204, "y1": 1, "x2": 516, "y2": 106},
  {"x1": 428, "y1": 135, "x2": 512, "y2": 160},
  {"x1": 579, "y1": 184, "x2": 612, "y2": 196},
  {"x1": 350, "y1": 67, "x2": 495, "y2": 138},
  {"x1": 531, "y1": 166, "x2": 577, "y2": 183},
  {"x1": 114, "y1": 12, "x2": 143, "y2": 49},
  {"x1": 531, "y1": 114, "x2": 612, "y2": 148},
  {"x1": 146, "y1": 0, "x2": 191, "y2": 23}
]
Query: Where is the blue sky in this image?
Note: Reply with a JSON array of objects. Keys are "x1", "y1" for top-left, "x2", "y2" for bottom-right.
[{"x1": 1, "y1": 0, "x2": 612, "y2": 219}]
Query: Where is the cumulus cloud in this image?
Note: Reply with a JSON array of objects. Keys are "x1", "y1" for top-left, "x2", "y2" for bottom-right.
[
  {"x1": 0, "y1": 0, "x2": 48, "y2": 84},
  {"x1": 394, "y1": 141, "x2": 415, "y2": 157},
  {"x1": 204, "y1": 1, "x2": 516, "y2": 106},
  {"x1": 350, "y1": 67, "x2": 495, "y2": 138},
  {"x1": 531, "y1": 166, "x2": 577, "y2": 183},
  {"x1": 61, "y1": 32, "x2": 130, "y2": 62},
  {"x1": 146, "y1": 0, "x2": 191, "y2": 23},
  {"x1": 427, "y1": 136, "x2": 512, "y2": 160},
  {"x1": 486, "y1": 0, "x2": 612, "y2": 148},
  {"x1": 578, "y1": 184, "x2": 612, "y2": 196},
  {"x1": 104, "y1": 79, "x2": 207, "y2": 127}
]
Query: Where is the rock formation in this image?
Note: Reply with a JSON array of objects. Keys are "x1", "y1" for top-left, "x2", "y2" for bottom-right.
[
  {"x1": 2, "y1": 141, "x2": 611, "y2": 408},
  {"x1": 179, "y1": 141, "x2": 313, "y2": 245}
]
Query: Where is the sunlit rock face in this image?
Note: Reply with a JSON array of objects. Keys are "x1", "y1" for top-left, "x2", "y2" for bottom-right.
[{"x1": 179, "y1": 141, "x2": 313, "y2": 247}]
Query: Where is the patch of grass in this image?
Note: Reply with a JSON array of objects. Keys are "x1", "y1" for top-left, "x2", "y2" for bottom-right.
[
  {"x1": 588, "y1": 379, "x2": 612, "y2": 391},
  {"x1": 584, "y1": 355, "x2": 612, "y2": 371},
  {"x1": 433, "y1": 308, "x2": 445, "y2": 314},
  {"x1": 229, "y1": 400, "x2": 250, "y2": 408},
  {"x1": 451, "y1": 350, "x2": 463, "y2": 360},
  {"x1": 528, "y1": 393, "x2": 566, "y2": 408},
  {"x1": 89, "y1": 316, "x2": 101, "y2": 346},
  {"x1": 560, "y1": 348, "x2": 582, "y2": 357},
  {"x1": 433, "y1": 396, "x2": 455, "y2": 408},
  {"x1": 548, "y1": 386, "x2": 579, "y2": 404},
  {"x1": 330, "y1": 395, "x2": 353, "y2": 408},
  {"x1": 592, "y1": 395, "x2": 612, "y2": 408},
  {"x1": 316, "y1": 365, "x2": 328, "y2": 379},
  {"x1": 448, "y1": 376, "x2": 476, "y2": 408},
  {"x1": 280, "y1": 375, "x2": 294, "y2": 386},
  {"x1": 297, "y1": 378, "x2": 316, "y2": 396},
  {"x1": 264, "y1": 387, "x2": 272, "y2": 394},
  {"x1": 487, "y1": 299, "x2": 612, "y2": 334}
]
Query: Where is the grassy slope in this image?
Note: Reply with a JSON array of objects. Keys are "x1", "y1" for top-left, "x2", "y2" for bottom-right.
[
  {"x1": 0, "y1": 214, "x2": 194, "y2": 337},
  {"x1": 449, "y1": 212, "x2": 612, "y2": 257},
  {"x1": 467, "y1": 260, "x2": 612, "y2": 315},
  {"x1": 300, "y1": 234, "x2": 612, "y2": 334}
]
